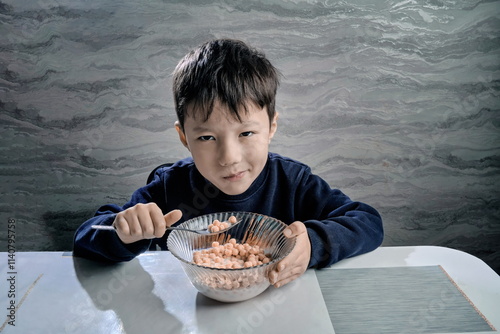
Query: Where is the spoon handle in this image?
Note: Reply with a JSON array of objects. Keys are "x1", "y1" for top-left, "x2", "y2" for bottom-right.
[
  {"x1": 91, "y1": 225, "x2": 115, "y2": 230},
  {"x1": 90, "y1": 224, "x2": 208, "y2": 234},
  {"x1": 91, "y1": 219, "x2": 240, "y2": 235}
]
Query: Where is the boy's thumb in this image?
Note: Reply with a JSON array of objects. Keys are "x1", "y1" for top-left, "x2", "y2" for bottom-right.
[
  {"x1": 164, "y1": 209, "x2": 183, "y2": 227},
  {"x1": 283, "y1": 221, "x2": 306, "y2": 238}
]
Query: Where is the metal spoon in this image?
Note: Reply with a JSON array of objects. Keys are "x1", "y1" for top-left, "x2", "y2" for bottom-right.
[{"x1": 91, "y1": 220, "x2": 241, "y2": 235}]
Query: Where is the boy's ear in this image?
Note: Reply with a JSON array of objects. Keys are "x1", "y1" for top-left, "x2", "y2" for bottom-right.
[
  {"x1": 269, "y1": 112, "x2": 279, "y2": 141},
  {"x1": 175, "y1": 121, "x2": 190, "y2": 151}
]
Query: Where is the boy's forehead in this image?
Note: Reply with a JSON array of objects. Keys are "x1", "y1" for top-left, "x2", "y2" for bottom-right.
[{"x1": 185, "y1": 100, "x2": 266, "y2": 124}]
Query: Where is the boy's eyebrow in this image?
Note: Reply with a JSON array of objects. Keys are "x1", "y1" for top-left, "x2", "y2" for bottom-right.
[
  {"x1": 239, "y1": 120, "x2": 261, "y2": 128},
  {"x1": 191, "y1": 125, "x2": 212, "y2": 132}
]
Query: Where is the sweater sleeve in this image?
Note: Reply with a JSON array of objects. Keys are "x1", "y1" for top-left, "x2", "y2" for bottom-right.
[
  {"x1": 73, "y1": 173, "x2": 165, "y2": 262},
  {"x1": 296, "y1": 169, "x2": 384, "y2": 269}
]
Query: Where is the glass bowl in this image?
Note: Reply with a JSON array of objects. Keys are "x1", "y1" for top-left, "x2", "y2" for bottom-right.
[{"x1": 167, "y1": 212, "x2": 296, "y2": 302}]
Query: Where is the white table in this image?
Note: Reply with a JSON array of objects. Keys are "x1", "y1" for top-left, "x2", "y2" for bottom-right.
[{"x1": 0, "y1": 246, "x2": 498, "y2": 334}]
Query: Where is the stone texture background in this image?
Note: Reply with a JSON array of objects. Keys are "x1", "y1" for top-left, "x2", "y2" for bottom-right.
[{"x1": 1, "y1": 0, "x2": 498, "y2": 273}]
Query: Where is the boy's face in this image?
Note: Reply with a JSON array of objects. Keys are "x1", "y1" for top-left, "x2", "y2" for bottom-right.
[{"x1": 176, "y1": 101, "x2": 278, "y2": 196}]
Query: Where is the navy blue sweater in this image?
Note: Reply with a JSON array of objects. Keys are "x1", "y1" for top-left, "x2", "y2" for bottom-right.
[{"x1": 73, "y1": 153, "x2": 383, "y2": 268}]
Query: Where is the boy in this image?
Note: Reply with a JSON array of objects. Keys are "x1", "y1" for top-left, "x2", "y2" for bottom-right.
[{"x1": 73, "y1": 39, "x2": 383, "y2": 288}]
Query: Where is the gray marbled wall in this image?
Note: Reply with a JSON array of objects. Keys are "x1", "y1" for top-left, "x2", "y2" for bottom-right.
[{"x1": 1, "y1": 0, "x2": 499, "y2": 272}]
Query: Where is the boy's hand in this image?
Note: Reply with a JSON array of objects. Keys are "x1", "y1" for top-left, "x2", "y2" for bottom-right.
[
  {"x1": 269, "y1": 221, "x2": 310, "y2": 288},
  {"x1": 112, "y1": 203, "x2": 182, "y2": 244}
]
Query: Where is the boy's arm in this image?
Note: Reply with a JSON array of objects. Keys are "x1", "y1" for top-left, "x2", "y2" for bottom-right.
[
  {"x1": 73, "y1": 171, "x2": 168, "y2": 262},
  {"x1": 73, "y1": 204, "x2": 152, "y2": 262},
  {"x1": 297, "y1": 172, "x2": 384, "y2": 269}
]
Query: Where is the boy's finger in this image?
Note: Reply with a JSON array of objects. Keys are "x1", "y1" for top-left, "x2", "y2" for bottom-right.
[
  {"x1": 164, "y1": 209, "x2": 183, "y2": 227},
  {"x1": 113, "y1": 215, "x2": 130, "y2": 235},
  {"x1": 269, "y1": 261, "x2": 287, "y2": 284},
  {"x1": 272, "y1": 265, "x2": 305, "y2": 287},
  {"x1": 269, "y1": 268, "x2": 286, "y2": 284},
  {"x1": 126, "y1": 213, "x2": 142, "y2": 236},
  {"x1": 283, "y1": 221, "x2": 306, "y2": 238},
  {"x1": 136, "y1": 207, "x2": 156, "y2": 237},
  {"x1": 150, "y1": 207, "x2": 167, "y2": 237},
  {"x1": 269, "y1": 270, "x2": 278, "y2": 284},
  {"x1": 274, "y1": 273, "x2": 301, "y2": 288}
]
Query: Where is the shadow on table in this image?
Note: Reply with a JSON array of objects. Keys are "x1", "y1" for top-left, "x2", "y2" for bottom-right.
[{"x1": 73, "y1": 256, "x2": 184, "y2": 334}]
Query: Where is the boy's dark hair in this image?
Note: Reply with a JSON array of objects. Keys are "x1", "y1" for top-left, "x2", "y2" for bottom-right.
[{"x1": 172, "y1": 39, "x2": 280, "y2": 129}]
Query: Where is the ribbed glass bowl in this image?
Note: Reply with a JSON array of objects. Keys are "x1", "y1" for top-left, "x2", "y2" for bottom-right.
[{"x1": 167, "y1": 212, "x2": 296, "y2": 302}]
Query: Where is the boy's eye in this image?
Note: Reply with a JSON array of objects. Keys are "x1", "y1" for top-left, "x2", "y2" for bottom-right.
[
  {"x1": 198, "y1": 135, "x2": 215, "y2": 141},
  {"x1": 240, "y1": 131, "x2": 254, "y2": 137}
]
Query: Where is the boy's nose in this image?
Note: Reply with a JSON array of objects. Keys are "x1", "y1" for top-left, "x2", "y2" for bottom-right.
[{"x1": 217, "y1": 140, "x2": 241, "y2": 166}]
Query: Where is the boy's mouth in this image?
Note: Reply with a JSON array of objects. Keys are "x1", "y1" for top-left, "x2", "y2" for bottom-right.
[{"x1": 223, "y1": 171, "x2": 246, "y2": 182}]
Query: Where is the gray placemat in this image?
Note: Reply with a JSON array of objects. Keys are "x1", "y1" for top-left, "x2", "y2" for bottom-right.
[{"x1": 316, "y1": 266, "x2": 495, "y2": 334}]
